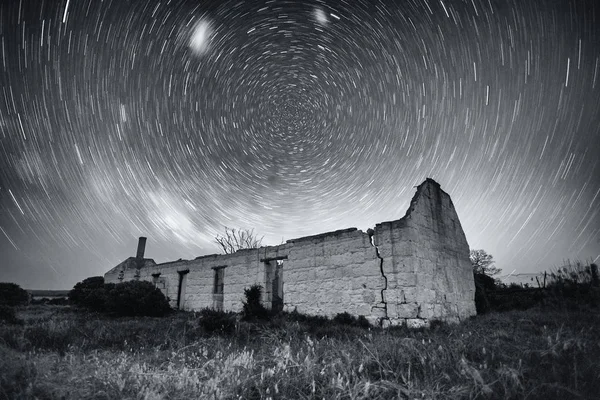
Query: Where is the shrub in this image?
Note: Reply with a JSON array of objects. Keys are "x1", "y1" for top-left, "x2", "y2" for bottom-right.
[
  {"x1": 30, "y1": 298, "x2": 48, "y2": 305},
  {"x1": 0, "y1": 305, "x2": 21, "y2": 325},
  {"x1": 474, "y1": 272, "x2": 496, "y2": 314},
  {"x1": 332, "y1": 312, "x2": 371, "y2": 329},
  {"x1": 475, "y1": 262, "x2": 600, "y2": 313},
  {"x1": 0, "y1": 282, "x2": 29, "y2": 306},
  {"x1": 333, "y1": 311, "x2": 356, "y2": 325},
  {"x1": 489, "y1": 289, "x2": 543, "y2": 312},
  {"x1": 547, "y1": 262, "x2": 595, "y2": 291},
  {"x1": 84, "y1": 283, "x2": 114, "y2": 312},
  {"x1": 69, "y1": 278, "x2": 171, "y2": 317},
  {"x1": 48, "y1": 297, "x2": 69, "y2": 305},
  {"x1": 69, "y1": 276, "x2": 107, "y2": 311},
  {"x1": 198, "y1": 308, "x2": 236, "y2": 334},
  {"x1": 241, "y1": 284, "x2": 269, "y2": 320},
  {"x1": 356, "y1": 315, "x2": 371, "y2": 328},
  {"x1": 286, "y1": 309, "x2": 330, "y2": 326},
  {"x1": 544, "y1": 262, "x2": 600, "y2": 309},
  {"x1": 104, "y1": 281, "x2": 171, "y2": 317}
]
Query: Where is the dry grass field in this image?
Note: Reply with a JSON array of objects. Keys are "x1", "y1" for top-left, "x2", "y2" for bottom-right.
[{"x1": 1, "y1": 304, "x2": 599, "y2": 399}]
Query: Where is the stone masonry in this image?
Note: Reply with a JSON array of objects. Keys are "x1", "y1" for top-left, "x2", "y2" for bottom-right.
[{"x1": 104, "y1": 178, "x2": 476, "y2": 326}]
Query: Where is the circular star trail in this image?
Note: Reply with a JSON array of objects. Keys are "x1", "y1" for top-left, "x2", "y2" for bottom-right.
[{"x1": 0, "y1": 0, "x2": 599, "y2": 289}]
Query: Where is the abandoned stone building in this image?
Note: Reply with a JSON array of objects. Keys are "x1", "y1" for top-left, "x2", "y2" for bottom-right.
[{"x1": 104, "y1": 178, "x2": 476, "y2": 326}]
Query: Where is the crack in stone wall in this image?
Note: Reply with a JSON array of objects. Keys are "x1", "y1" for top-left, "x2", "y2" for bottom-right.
[{"x1": 368, "y1": 229, "x2": 389, "y2": 326}]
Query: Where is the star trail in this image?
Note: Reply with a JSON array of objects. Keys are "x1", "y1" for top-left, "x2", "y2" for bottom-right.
[{"x1": 1, "y1": 0, "x2": 599, "y2": 290}]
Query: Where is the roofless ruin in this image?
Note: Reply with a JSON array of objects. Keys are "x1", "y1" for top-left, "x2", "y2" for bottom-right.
[{"x1": 105, "y1": 178, "x2": 476, "y2": 327}]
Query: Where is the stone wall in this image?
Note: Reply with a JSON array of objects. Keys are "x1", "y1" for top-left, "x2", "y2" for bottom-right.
[
  {"x1": 374, "y1": 179, "x2": 476, "y2": 327},
  {"x1": 104, "y1": 178, "x2": 476, "y2": 326},
  {"x1": 279, "y1": 228, "x2": 383, "y2": 322}
]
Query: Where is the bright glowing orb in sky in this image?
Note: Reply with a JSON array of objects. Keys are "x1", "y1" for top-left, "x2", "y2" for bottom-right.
[
  {"x1": 189, "y1": 20, "x2": 212, "y2": 56},
  {"x1": 314, "y1": 8, "x2": 328, "y2": 25}
]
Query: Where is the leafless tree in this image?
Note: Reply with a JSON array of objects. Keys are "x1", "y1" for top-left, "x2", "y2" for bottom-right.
[
  {"x1": 470, "y1": 249, "x2": 501, "y2": 276},
  {"x1": 215, "y1": 227, "x2": 264, "y2": 254}
]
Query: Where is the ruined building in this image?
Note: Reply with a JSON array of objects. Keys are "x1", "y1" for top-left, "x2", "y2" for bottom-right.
[{"x1": 104, "y1": 178, "x2": 476, "y2": 326}]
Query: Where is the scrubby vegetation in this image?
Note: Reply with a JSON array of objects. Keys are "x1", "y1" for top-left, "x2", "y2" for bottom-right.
[
  {"x1": 103, "y1": 280, "x2": 171, "y2": 317},
  {"x1": 0, "y1": 283, "x2": 28, "y2": 325},
  {"x1": 68, "y1": 276, "x2": 106, "y2": 310},
  {"x1": 197, "y1": 307, "x2": 237, "y2": 334},
  {"x1": 475, "y1": 262, "x2": 600, "y2": 314},
  {"x1": 241, "y1": 284, "x2": 269, "y2": 321},
  {"x1": 545, "y1": 262, "x2": 600, "y2": 307},
  {"x1": 0, "y1": 305, "x2": 21, "y2": 325},
  {"x1": 2, "y1": 262, "x2": 598, "y2": 399},
  {"x1": 30, "y1": 297, "x2": 69, "y2": 306},
  {"x1": 333, "y1": 311, "x2": 371, "y2": 328},
  {"x1": 0, "y1": 282, "x2": 29, "y2": 307},
  {"x1": 0, "y1": 304, "x2": 598, "y2": 399},
  {"x1": 68, "y1": 277, "x2": 171, "y2": 317}
]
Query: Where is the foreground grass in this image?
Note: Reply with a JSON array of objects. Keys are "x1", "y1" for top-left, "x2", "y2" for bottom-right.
[{"x1": 1, "y1": 306, "x2": 599, "y2": 399}]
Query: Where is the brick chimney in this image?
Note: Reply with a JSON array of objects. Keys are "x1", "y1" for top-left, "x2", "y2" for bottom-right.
[{"x1": 136, "y1": 237, "x2": 147, "y2": 259}]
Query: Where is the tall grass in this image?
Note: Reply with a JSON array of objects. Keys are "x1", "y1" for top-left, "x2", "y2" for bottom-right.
[
  {"x1": 1, "y1": 305, "x2": 599, "y2": 399},
  {"x1": 478, "y1": 261, "x2": 600, "y2": 313}
]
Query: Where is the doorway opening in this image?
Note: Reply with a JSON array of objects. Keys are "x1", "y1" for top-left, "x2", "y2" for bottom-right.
[
  {"x1": 262, "y1": 256, "x2": 286, "y2": 312},
  {"x1": 176, "y1": 269, "x2": 189, "y2": 310}
]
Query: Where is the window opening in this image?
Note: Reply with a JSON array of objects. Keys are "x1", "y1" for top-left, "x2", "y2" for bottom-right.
[
  {"x1": 176, "y1": 269, "x2": 189, "y2": 310},
  {"x1": 212, "y1": 266, "x2": 226, "y2": 311}
]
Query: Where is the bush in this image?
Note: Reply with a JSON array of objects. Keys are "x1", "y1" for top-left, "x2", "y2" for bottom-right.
[
  {"x1": 286, "y1": 309, "x2": 330, "y2": 326},
  {"x1": 333, "y1": 311, "x2": 356, "y2": 325},
  {"x1": 84, "y1": 283, "x2": 114, "y2": 312},
  {"x1": 490, "y1": 262, "x2": 600, "y2": 311},
  {"x1": 69, "y1": 278, "x2": 171, "y2": 317},
  {"x1": 474, "y1": 272, "x2": 497, "y2": 314},
  {"x1": 103, "y1": 280, "x2": 171, "y2": 317},
  {"x1": 69, "y1": 276, "x2": 107, "y2": 311},
  {"x1": 489, "y1": 289, "x2": 544, "y2": 312},
  {"x1": 474, "y1": 262, "x2": 600, "y2": 313},
  {"x1": 241, "y1": 284, "x2": 269, "y2": 320},
  {"x1": 0, "y1": 305, "x2": 21, "y2": 325},
  {"x1": 0, "y1": 282, "x2": 29, "y2": 306},
  {"x1": 198, "y1": 308, "x2": 236, "y2": 334},
  {"x1": 544, "y1": 262, "x2": 600, "y2": 308},
  {"x1": 333, "y1": 312, "x2": 371, "y2": 328},
  {"x1": 48, "y1": 297, "x2": 69, "y2": 305},
  {"x1": 356, "y1": 315, "x2": 371, "y2": 328}
]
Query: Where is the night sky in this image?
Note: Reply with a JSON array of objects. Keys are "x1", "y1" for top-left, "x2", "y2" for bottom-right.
[{"x1": 1, "y1": 0, "x2": 599, "y2": 290}]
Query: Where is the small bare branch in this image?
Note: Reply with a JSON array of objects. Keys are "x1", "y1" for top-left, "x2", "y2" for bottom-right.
[{"x1": 215, "y1": 227, "x2": 264, "y2": 254}]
